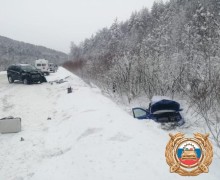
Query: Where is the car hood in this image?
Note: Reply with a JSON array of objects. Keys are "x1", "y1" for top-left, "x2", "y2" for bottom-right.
[{"x1": 150, "y1": 99, "x2": 180, "y2": 114}]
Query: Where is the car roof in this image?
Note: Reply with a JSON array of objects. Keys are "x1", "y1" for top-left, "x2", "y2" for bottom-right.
[
  {"x1": 8, "y1": 64, "x2": 32, "y2": 69},
  {"x1": 9, "y1": 64, "x2": 30, "y2": 66},
  {"x1": 20, "y1": 64, "x2": 31, "y2": 66}
]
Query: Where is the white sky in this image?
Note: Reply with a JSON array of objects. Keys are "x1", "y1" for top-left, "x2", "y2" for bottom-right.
[{"x1": 0, "y1": 0, "x2": 164, "y2": 53}]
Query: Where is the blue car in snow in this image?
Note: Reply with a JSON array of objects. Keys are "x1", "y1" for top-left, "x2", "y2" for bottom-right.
[{"x1": 132, "y1": 96, "x2": 185, "y2": 126}]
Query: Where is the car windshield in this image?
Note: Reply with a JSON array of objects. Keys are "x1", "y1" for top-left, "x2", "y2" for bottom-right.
[{"x1": 21, "y1": 65, "x2": 37, "y2": 71}]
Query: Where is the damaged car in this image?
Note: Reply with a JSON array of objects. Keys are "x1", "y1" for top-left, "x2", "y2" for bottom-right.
[
  {"x1": 7, "y1": 64, "x2": 47, "y2": 84},
  {"x1": 132, "y1": 96, "x2": 185, "y2": 126}
]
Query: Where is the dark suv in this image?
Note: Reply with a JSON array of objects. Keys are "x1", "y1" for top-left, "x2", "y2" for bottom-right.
[{"x1": 7, "y1": 64, "x2": 47, "y2": 84}]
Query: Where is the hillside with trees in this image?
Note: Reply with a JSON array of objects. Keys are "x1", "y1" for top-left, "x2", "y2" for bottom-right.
[
  {"x1": 64, "y1": 0, "x2": 220, "y2": 147},
  {"x1": 0, "y1": 35, "x2": 68, "y2": 70}
]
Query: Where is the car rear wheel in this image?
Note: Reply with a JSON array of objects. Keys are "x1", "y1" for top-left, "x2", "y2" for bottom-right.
[{"x1": 8, "y1": 76, "x2": 14, "y2": 83}]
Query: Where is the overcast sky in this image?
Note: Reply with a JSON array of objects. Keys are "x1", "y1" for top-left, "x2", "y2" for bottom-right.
[{"x1": 0, "y1": 0, "x2": 164, "y2": 53}]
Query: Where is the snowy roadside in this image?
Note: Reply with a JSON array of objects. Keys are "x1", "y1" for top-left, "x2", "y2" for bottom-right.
[
  {"x1": 0, "y1": 71, "x2": 6, "y2": 75},
  {"x1": 105, "y1": 85, "x2": 220, "y2": 157},
  {"x1": 0, "y1": 67, "x2": 219, "y2": 180}
]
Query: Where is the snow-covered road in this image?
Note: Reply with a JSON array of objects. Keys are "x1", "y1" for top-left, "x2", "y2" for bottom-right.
[{"x1": 0, "y1": 68, "x2": 219, "y2": 180}]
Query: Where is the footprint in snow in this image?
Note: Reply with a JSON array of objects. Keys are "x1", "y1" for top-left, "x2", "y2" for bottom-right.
[
  {"x1": 44, "y1": 147, "x2": 72, "y2": 159},
  {"x1": 77, "y1": 128, "x2": 103, "y2": 141},
  {"x1": 81, "y1": 109, "x2": 97, "y2": 113},
  {"x1": 109, "y1": 133, "x2": 132, "y2": 142}
]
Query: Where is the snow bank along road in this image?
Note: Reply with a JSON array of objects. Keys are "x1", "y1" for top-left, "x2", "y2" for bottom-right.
[{"x1": 0, "y1": 68, "x2": 219, "y2": 180}]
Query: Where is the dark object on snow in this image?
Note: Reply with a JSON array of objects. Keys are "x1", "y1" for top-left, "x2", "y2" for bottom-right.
[
  {"x1": 20, "y1": 137, "x2": 24, "y2": 141},
  {"x1": 113, "y1": 82, "x2": 116, "y2": 93},
  {"x1": 0, "y1": 116, "x2": 21, "y2": 133},
  {"x1": 47, "y1": 117, "x2": 52, "y2": 120},
  {"x1": 67, "y1": 86, "x2": 72, "y2": 93},
  {"x1": 132, "y1": 96, "x2": 185, "y2": 126},
  {"x1": 7, "y1": 64, "x2": 47, "y2": 84}
]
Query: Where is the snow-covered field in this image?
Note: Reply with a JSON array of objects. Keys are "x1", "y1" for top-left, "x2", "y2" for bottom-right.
[{"x1": 0, "y1": 67, "x2": 219, "y2": 180}]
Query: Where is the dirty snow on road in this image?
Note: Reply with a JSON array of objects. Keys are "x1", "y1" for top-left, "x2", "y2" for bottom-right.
[{"x1": 0, "y1": 68, "x2": 219, "y2": 180}]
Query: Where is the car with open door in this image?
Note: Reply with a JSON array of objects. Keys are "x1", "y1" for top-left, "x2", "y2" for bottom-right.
[{"x1": 132, "y1": 96, "x2": 185, "y2": 126}]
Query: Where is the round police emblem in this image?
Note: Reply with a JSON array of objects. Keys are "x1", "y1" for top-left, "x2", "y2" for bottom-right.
[{"x1": 165, "y1": 133, "x2": 213, "y2": 176}]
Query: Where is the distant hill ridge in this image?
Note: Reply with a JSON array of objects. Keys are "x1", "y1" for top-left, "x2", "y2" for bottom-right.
[{"x1": 0, "y1": 35, "x2": 68, "y2": 70}]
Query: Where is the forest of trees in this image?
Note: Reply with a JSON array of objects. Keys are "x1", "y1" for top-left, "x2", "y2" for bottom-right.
[
  {"x1": 0, "y1": 36, "x2": 67, "y2": 70},
  {"x1": 64, "y1": 0, "x2": 220, "y2": 146}
]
